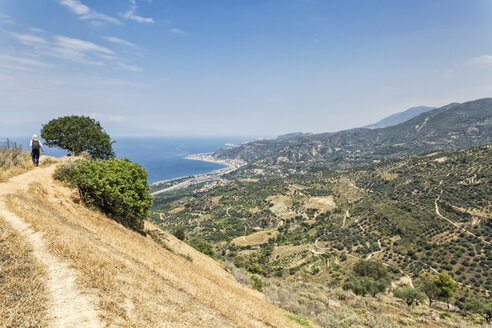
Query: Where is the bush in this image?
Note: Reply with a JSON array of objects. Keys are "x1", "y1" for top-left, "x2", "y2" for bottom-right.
[
  {"x1": 173, "y1": 229, "x2": 185, "y2": 241},
  {"x1": 41, "y1": 115, "x2": 114, "y2": 159},
  {"x1": 393, "y1": 286, "x2": 425, "y2": 306},
  {"x1": 463, "y1": 297, "x2": 492, "y2": 323},
  {"x1": 189, "y1": 238, "x2": 214, "y2": 257},
  {"x1": 54, "y1": 158, "x2": 152, "y2": 230},
  {"x1": 343, "y1": 260, "x2": 390, "y2": 296}
]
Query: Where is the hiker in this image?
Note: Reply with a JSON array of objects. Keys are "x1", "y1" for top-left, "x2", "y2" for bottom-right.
[{"x1": 30, "y1": 135, "x2": 45, "y2": 166}]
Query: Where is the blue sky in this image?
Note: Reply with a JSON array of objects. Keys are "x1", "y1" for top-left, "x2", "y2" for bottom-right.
[{"x1": 1, "y1": 0, "x2": 491, "y2": 137}]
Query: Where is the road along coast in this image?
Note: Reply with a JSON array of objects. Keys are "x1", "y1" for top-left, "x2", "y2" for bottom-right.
[{"x1": 150, "y1": 154, "x2": 245, "y2": 196}]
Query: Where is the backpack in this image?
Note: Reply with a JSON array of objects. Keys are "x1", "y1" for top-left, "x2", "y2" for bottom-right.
[{"x1": 32, "y1": 140, "x2": 40, "y2": 150}]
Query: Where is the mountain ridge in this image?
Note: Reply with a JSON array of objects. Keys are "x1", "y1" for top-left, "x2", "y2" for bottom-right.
[
  {"x1": 364, "y1": 105, "x2": 436, "y2": 129},
  {"x1": 212, "y1": 98, "x2": 492, "y2": 175}
]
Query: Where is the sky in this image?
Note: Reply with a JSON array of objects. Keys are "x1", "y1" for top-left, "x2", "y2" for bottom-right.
[{"x1": 1, "y1": 0, "x2": 491, "y2": 137}]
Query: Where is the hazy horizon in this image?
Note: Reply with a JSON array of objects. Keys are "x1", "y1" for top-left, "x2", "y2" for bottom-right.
[{"x1": 1, "y1": 1, "x2": 491, "y2": 137}]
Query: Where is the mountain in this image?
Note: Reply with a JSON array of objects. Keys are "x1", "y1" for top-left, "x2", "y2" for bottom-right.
[
  {"x1": 212, "y1": 98, "x2": 492, "y2": 174},
  {"x1": 277, "y1": 132, "x2": 311, "y2": 140},
  {"x1": 364, "y1": 105, "x2": 436, "y2": 129}
]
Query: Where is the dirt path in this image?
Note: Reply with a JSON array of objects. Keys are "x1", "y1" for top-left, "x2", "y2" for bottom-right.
[
  {"x1": 0, "y1": 165, "x2": 104, "y2": 328},
  {"x1": 366, "y1": 239, "x2": 382, "y2": 260},
  {"x1": 435, "y1": 184, "x2": 490, "y2": 245},
  {"x1": 341, "y1": 210, "x2": 349, "y2": 228}
]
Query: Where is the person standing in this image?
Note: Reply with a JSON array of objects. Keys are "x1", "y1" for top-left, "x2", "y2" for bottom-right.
[{"x1": 30, "y1": 135, "x2": 45, "y2": 166}]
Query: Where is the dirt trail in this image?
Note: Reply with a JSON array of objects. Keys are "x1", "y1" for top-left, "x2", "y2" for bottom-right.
[
  {"x1": 435, "y1": 183, "x2": 490, "y2": 245},
  {"x1": 0, "y1": 165, "x2": 104, "y2": 328}
]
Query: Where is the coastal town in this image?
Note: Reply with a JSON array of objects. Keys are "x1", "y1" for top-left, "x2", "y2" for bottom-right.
[{"x1": 150, "y1": 153, "x2": 245, "y2": 196}]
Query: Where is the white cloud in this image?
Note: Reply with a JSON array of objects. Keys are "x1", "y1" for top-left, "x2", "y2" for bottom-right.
[
  {"x1": 0, "y1": 13, "x2": 16, "y2": 25},
  {"x1": 0, "y1": 55, "x2": 54, "y2": 68},
  {"x1": 55, "y1": 36, "x2": 114, "y2": 55},
  {"x1": 30, "y1": 27, "x2": 45, "y2": 33},
  {"x1": 57, "y1": 0, "x2": 121, "y2": 24},
  {"x1": 38, "y1": 36, "x2": 114, "y2": 65},
  {"x1": 103, "y1": 36, "x2": 136, "y2": 47},
  {"x1": 170, "y1": 28, "x2": 187, "y2": 35},
  {"x1": 11, "y1": 32, "x2": 48, "y2": 45},
  {"x1": 118, "y1": 63, "x2": 143, "y2": 72},
  {"x1": 466, "y1": 55, "x2": 492, "y2": 66},
  {"x1": 122, "y1": 0, "x2": 154, "y2": 23}
]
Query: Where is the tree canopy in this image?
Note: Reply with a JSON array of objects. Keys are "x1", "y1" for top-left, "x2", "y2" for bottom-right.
[
  {"x1": 41, "y1": 115, "x2": 114, "y2": 159},
  {"x1": 343, "y1": 260, "x2": 391, "y2": 296}
]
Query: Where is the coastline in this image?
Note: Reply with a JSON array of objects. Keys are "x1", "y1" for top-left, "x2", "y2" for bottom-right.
[{"x1": 150, "y1": 153, "x2": 245, "y2": 196}]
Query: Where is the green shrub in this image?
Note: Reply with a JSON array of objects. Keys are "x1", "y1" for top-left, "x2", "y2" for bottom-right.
[
  {"x1": 251, "y1": 275, "x2": 264, "y2": 292},
  {"x1": 173, "y1": 229, "x2": 186, "y2": 241},
  {"x1": 55, "y1": 158, "x2": 152, "y2": 230},
  {"x1": 393, "y1": 286, "x2": 425, "y2": 306},
  {"x1": 343, "y1": 260, "x2": 391, "y2": 296},
  {"x1": 189, "y1": 238, "x2": 215, "y2": 257}
]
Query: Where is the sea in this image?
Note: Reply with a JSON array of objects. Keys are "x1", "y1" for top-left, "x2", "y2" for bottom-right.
[{"x1": 10, "y1": 137, "x2": 249, "y2": 183}]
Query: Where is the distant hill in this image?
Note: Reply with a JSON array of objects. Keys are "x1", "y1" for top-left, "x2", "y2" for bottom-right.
[
  {"x1": 277, "y1": 132, "x2": 311, "y2": 140},
  {"x1": 213, "y1": 98, "x2": 492, "y2": 174},
  {"x1": 364, "y1": 105, "x2": 436, "y2": 129}
]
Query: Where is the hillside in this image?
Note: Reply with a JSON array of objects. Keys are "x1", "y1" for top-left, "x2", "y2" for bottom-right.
[
  {"x1": 364, "y1": 106, "x2": 436, "y2": 129},
  {"x1": 212, "y1": 98, "x2": 492, "y2": 175},
  {"x1": 152, "y1": 145, "x2": 492, "y2": 327},
  {"x1": 0, "y1": 161, "x2": 303, "y2": 328}
]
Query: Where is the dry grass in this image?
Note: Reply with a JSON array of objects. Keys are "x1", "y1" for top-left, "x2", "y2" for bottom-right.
[
  {"x1": 305, "y1": 196, "x2": 336, "y2": 211},
  {"x1": 5, "y1": 177, "x2": 301, "y2": 328},
  {"x1": 232, "y1": 229, "x2": 277, "y2": 246},
  {"x1": 0, "y1": 148, "x2": 32, "y2": 182},
  {"x1": 0, "y1": 217, "x2": 49, "y2": 328}
]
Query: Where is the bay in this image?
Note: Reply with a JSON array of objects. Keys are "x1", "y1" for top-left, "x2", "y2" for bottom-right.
[{"x1": 9, "y1": 136, "x2": 248, "y2": 183}]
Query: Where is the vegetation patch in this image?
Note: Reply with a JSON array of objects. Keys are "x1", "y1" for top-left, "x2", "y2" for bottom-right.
[
  {"x1": 55, "y1": 158, "x2": 153, "y2": 230},
  {"x1": 282, "y1": 313, "x2": 314, "y2": 328}
]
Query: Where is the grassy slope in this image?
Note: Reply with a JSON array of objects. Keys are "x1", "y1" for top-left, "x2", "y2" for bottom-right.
[{"x1": 0, "y1": 163, "x2": 303, "y2": 328}]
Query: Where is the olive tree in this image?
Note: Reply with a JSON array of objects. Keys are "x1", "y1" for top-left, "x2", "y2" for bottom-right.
[{"x1": 41, "y1": 115, "x2": 114, "y2": 159}]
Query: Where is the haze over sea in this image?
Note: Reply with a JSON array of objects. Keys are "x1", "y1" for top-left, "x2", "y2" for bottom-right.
[{"x1": 12, "y1": 137, "x2": 249, "y2": 183}]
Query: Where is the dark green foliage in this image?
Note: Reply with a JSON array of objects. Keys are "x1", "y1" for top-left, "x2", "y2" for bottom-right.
[
  {"x1": 393, "y1": 286, "x2": 425, "y2": 306},
  {"x1": 173, "y1": 229, "x2": 185, "y2": 241},
  {"x1": 464, "y1": 297, "x2": 492, "y2": 322},
  {"x1": 343, "y1": 260, "x2": 390, "y2": 296},
  {"x1": 55, "y1": 158, "x2": 152, "y2": 230},
  {"x1": 436, "y1": 271, "x2": 457, "y2": 303},
  {"x1": 189, "y1": 238, "x2": 214, "y2": 257},
  {"x1": 41, "y1": 115, "x2": 114, "y2": 159}
]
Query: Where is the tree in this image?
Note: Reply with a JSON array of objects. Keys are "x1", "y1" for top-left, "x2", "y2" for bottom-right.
[
  {"x1": 343, "y1": 260, "x2": 391, "y2": 296},
  {"x1": 464, "y1": 297, "x2": 492, "y2": 323},
  {"x1": 436, "y1": 271, "x2": 457, "y2": 306},
  {"x1": 418, "y1": 274, "x2": 441, "y2": 306},
  {"x1": 394, "y1": 286, "x2": 425, "y2": 307},
  {"x1": 41, "y1": 115, "x2": 114, "y2": 159}
]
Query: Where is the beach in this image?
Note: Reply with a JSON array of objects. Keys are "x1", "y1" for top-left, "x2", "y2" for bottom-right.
[{"x1": 150, "y1": 153, "x2": 245, "y2": 196}]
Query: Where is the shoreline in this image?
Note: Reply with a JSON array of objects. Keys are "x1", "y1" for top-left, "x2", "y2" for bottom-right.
[{"x1": 150, "y1": 153, "x2": 245, "y2": 195}]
